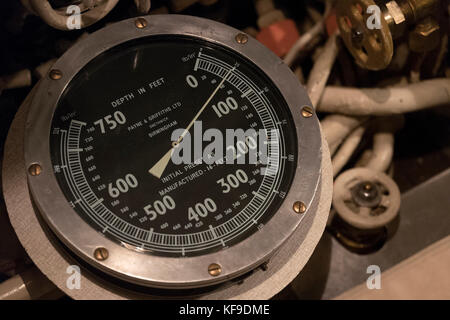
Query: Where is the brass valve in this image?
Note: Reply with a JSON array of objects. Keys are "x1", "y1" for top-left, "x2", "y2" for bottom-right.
[{"x1": 337, "y1": 0, "x2": 443, "y2": 70}]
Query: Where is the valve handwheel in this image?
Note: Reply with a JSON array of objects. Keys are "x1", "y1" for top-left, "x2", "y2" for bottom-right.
[
  {"x1": 337, "y1": 0, "x2": 394, "y2": 70},
  {"x1": 27, "y1": 0, "x2": 120, "y2": 30}
]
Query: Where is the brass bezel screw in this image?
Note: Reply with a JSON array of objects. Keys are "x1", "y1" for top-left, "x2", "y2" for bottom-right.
[
  {"x1": 235, "y1": 33, "x2": 248, "y2": 44},
  {"x1": 94, "y1": 247, "x2": 109, "y2": 261},
  {"x1": 301, "y1": 106, "x2": 314, "y2": 118},
  {"x1": 208, "y1": 263, "x2": 222, "y2": 277},
  {"x1": 293, "y1": 201, "x2": 307, "y2": 214},
  {"x1": 135, "y1": 17, "x2": 148, "y2": 29},
  {"x1": 28, "y1": 163, "x2": 42, "y2": 176},
  {"x1": 49, "y1": 69, "x2": 62, "y2": 80}
]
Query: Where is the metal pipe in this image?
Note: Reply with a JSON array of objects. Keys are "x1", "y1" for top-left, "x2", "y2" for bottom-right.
[
  {"x1": 321, "y1": 115, "x2": 369, "y2": 156},
  {"x1": 284, "y1": 20, "x2": 324, "y2": 67},
  {"x1": 0, "y1": 69, "x2": 32, "y2": 94},
  {"x1": 283, "y1": 0, "x2": 332, "y2": 67},
  {"x1": 318, "y1": 79, "x2": 450, "y2": 116},
  {"x1": 365, "y1": 131, "x2": 395, "y2": 173},
  {"x1": 134, "y1": 0, "x2": 152, "y2": 14},
  {"x1": 332, "y1": 125, "x2": 367, "y2": 177},
  {"x1": 0, "y1": 266, "x2": 61, "y2": 300},
  {"x1": 365, "y1": 116, "x2": 404, "y2": 173},
  {"x1": 406, "y1": 0, "x2": 440, "y2": 23},
  {"x1": 306, "y1": 34, "x2": 339, "y2": 108}
]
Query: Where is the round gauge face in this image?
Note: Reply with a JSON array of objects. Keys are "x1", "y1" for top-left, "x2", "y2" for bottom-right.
[{"x1": 49, "y1": 36, "x2": 298, "y2": 257}]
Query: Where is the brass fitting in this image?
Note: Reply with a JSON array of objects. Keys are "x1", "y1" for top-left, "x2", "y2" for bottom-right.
[
  {"x1": 408, "y1": 16, "x2": 441, "y2": 52},
  {"x1": 383, "y1": 0, "x2": 440, "y2": 38}
]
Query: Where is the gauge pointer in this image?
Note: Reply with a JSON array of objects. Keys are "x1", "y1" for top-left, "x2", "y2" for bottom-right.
[{"x1": 149, "y1": 67, "x2": 235, "y2": 179}]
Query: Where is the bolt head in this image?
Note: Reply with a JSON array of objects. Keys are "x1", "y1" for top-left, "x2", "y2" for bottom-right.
[
  {"x1": 352, "y1": 181, "x2": 381, "y2": 208},
  {"x1": 49, "y1": 69, "x2": 62, "y2": 80},
  {"x1": 351, "y1": 28, "x2": 364, "y2": 45},
  {"x1": 208, "y1": 263, "x2": 222, "y2": 276},
  {"x1": 235, "y1": 33, "x2": 248, "y2": 44},
  {"x1": 293, "y1": 201, "x2": 307, "y2": 214},
  {"x1": 94, "y1": 247, "x2": 109, "y2": 261},
  {"x1": 135, "y1": 17, "x2": 148, "y2": 29},
  {"x1": 28, "y1": 163, "x2": 42, "y2": 176},
  {"x1": 301, "y1": 106, "x2": 314, "y2": 118}
]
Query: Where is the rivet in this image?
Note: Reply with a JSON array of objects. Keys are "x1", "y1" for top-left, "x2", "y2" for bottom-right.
[
  {"x1": 208, "y1": 263, "x2": 222, "y2": 276},
  {"x1": 135, "y1": 17, "x2": 148, "y2": 29},
  {"x1": 94, "y1": 247, "x2": 109, "y2": 261},
  {"x1": 49, "y1": 69, "x2": 62, "y2": 80},
  {"x1": 235, "y1": 33, "x2": 248, "y2": 44},
  {"x1": 28, "y1": 163, "x2": 42, "y2": 176},
  {"x1": 301, "y1": 106, "x2": 314, "y2": 118},
  {"x1": 293, "y1": 201, "x2": 307, "y2": 214},
  {"x1": 364, "y1": 183, "x2": 373, "y2": 191}
]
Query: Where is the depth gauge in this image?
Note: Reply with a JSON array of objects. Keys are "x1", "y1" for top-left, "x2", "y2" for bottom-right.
[{"x1": 24, "y1": 15, "x2": 322, "y2": 289}]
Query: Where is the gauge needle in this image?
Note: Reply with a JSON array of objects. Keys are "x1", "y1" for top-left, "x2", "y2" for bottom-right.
[{"x1": 149, "y1": 67, "x2": 235, "y2": 179}]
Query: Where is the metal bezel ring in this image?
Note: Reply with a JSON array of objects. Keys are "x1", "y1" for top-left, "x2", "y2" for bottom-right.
[{"x1": 24, "y1": 14, "x2": 322, "y2": 289}]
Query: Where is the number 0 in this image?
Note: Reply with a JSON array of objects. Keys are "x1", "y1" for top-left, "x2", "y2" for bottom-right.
[{"x1": 186, "y1": 75, "x2": 198, "y2": 88}]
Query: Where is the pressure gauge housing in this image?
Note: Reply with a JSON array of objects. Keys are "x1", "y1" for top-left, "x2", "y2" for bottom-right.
[{"x1": 23, "y1": 15, "x2": 323, "y2": 289}]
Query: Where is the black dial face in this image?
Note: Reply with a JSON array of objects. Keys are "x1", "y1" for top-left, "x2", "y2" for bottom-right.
[{"x1": 50, "y1": 36, "x2": 298, "y2": 257}]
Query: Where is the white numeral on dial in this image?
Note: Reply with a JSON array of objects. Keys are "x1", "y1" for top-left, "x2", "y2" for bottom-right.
[
  {"x1": 188, "y1": 198, "x2": 217, "y2": 222},
  {"x1": 94, "y1": 111, "x2": 127, "y2": 134},
  {"x1": 144, "y1": 195, "x2": 176, "y2": 221},
  {"x1": 216, "y1": 169, "x2": 249, "y2": 194},
  {"x1": 212, "y1": 97, "x2": 238, "y2": 118},
  {"x1": 186, "y1": 74, "x2": 198, "y2": 88},
  {"x1": 108, "y1": 173, "x2": 138, "y2": 198}
]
